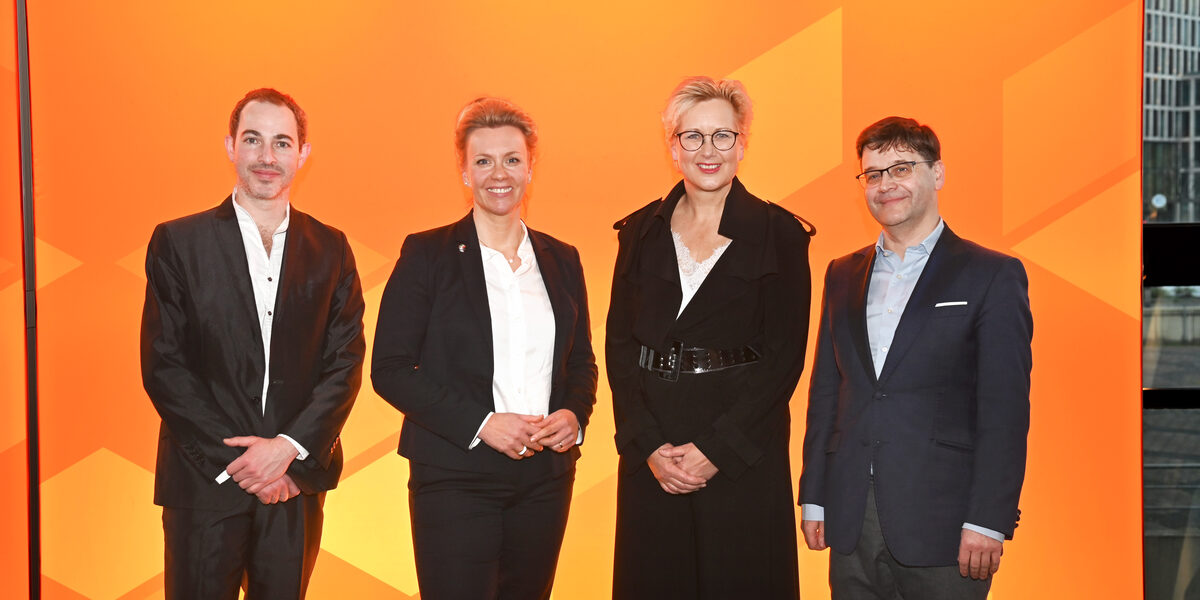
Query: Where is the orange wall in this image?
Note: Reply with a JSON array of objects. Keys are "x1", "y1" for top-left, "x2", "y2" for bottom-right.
[
  {"x1": 24, "y1": 1, "x2": 1142, "y2": 598},
  {"x1": 1, "y1": 0, "x2": 30, "y2": 598}
]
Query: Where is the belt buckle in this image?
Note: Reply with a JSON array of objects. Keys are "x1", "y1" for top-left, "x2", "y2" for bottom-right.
[{"x1": 662, "y1": 340, "x2": 683, "y2": 382}]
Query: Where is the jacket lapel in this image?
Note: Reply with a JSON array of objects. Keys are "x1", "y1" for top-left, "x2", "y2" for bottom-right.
[
  {"x1": 212, "y1": 196, "x2": 266, "y2": 422},
  {"x1": 452, "y1": 213, "x2": 494, "y2": 346},
  {"x1": 846, "y1": 247, "x2": 877, "y2": 384},
  {"x1": 675, "y1": 178, "x2": 770, "y2": 329},
  {"x1": 528, "y1": 227, "x2": 575, "y2": 387},
  {"x1": 213, "y1": 196, "x2": 264, "y2": 353},
  {"x1": 877, "y1": 227, "x2": 967, "y2": 384}
]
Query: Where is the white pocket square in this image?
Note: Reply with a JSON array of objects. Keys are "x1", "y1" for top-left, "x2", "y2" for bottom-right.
[{"x1": 934, "y1": 301, "x2": 968, "y2": 307}]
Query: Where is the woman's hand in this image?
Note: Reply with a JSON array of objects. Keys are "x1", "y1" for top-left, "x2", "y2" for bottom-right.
[
  {"x1": 479, "y1": 413, "x2": 544, "y2": 460},
  {"x1": 647, "y1": 443, "x2": 708, "y2": 494},
  {"x1": 529, "y1": 409, "x2": 581, "y2": 453}
]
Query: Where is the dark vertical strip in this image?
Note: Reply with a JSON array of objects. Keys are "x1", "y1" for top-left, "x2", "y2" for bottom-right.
[{"x1": 14, "y1": 0, "x2": 38, "y2": 598}]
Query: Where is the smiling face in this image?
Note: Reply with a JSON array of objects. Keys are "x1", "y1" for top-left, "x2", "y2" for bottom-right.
[
  {"x1": 225, "y1": 100, "x2": 310, "y2": 202},
  {"x1": 860, "y1": 145, "x2": 944, "y2": 238},
  {"x1": 671, "y1": 98, "x2": 744, "y2": 197},
  {"x1": 463, "y1": 126, "x2": 531, "y2": 219}
]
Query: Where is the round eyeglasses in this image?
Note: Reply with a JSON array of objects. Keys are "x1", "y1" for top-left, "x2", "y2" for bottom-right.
[
  {"x1": 855, "y1": 160, "x2": 936, "y2": 188},
  {"x1": 675, "y1": 129, "x2": 741, "y2": 152}
]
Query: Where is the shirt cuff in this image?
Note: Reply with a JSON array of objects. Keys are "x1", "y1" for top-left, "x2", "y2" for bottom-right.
[
  {"x1": 278, "y1": 434, "x2": 309, "y2": 460},
  {"x1": 575, "y1": 427, "x2": 584, "y2": 445},
  {"x1": 470, "y1": 412, "x2": 495, "y2": 449},
  {"x1": 802, "y1": 504, "x2": 825, "y2": 521},
  {"x1": 962, "y1": 523, "x2": 1005, "y2": 542},
  {"x1": 216, "y1": 470, "x2": 230, "y2": 484}
]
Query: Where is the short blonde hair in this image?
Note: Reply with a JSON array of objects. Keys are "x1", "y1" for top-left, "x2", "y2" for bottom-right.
[
  {"x1": 454, "y1": 97, "x2": 538, "y2": 168},
  {"x1": 662, "y1": 76, "x2": 753, "y2": 145}
]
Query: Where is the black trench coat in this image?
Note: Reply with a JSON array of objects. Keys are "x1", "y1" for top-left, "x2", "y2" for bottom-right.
[{"x1": 607, "y1": 177, "x2": 814, "y2": 599}]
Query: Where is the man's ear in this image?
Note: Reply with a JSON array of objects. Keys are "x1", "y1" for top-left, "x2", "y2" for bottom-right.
[{"x1": 298, "y1": 143, "x2": 312, "y2": 168}]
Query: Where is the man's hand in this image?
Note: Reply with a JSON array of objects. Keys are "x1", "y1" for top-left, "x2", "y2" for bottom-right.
[
  {"x1": 528, "y1": 409, "x2": 580, "y2": 453},
  {"x1": 254, "y1": 474, "x2": 302, "y2": 505},
  {"x1": 224, "y1": 436, "x2": 299, "y2": 494},
  {"x1": 958, "y1": 529, "x2": 1003, "y2": 580},
  {"x1": 671, "y1": 442, "x2": 718, "y2": 480},
  {"x1": 801, "y1": 520, "x2": 827, "y2": 550},
  {"x1": 647, "y1": 443, "x2": 707, "y2": 494},
  {"x1": 479, "y1": 413, "x2": 544, "y2": 460}
]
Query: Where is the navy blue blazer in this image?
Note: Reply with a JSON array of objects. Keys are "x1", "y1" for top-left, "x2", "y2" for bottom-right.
[
  {"x1": 371, "y1": 213, "x2": 597, "y2": 474},
  {"x1": 798, "y1": 225, "x2": 1032, "y2": 567}
]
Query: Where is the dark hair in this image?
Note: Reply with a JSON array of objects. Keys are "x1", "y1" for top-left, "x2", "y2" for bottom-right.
[
  {"x1": 229, "y1": 88, "x2": 308, "y2": 146},
  {"x1": 454, "y1": 97, "x2": 537, "y2": 167},
  {"x1": 855, "y1": 116, "x2": 940, "y2": 161}
]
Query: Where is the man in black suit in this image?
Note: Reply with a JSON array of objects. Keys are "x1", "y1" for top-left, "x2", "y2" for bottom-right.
[
  {"x1": 141, "y1": 88, "x2": 365, "y2": 599},
  {"x1": 798, "y1": 116, "x2": 1032, "y2": 599}
]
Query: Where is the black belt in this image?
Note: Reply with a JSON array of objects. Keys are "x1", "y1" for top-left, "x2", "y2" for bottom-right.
[{"x1": 638, "y1": 341, "x2": 761, "y2": 382}]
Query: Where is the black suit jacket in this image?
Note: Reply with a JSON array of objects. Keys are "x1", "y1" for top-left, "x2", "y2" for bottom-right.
[
  {"x1": 141, "y1": 197, "x2": 366, "y2": 509},
  {"x1": 371, "y1": 213, "x2": 597, "y2": 474},
  {"x1": 798, "y1": 225, "x2": 1032, "y2": 567}
]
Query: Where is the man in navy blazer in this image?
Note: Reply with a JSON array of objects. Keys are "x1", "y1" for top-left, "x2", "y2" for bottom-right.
[
  {"x1": 141, "y1": 88, "x2": 365, "y2": 599},
  {"x1": 798, "y1": 117, "x2": 1032, "y2": 599}
]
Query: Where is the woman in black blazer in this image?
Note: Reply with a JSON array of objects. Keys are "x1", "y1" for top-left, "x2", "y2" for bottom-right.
[
  {"x1": 607, "y1": 76, "x2": 815, "y2": 599},
  {"x1": 371, "y1": 97, "x2": 597, "y2": 600}
]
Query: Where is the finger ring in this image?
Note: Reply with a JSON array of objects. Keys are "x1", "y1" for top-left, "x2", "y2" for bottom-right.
[
  {"x1": 556, "y1": 442, "x2": 563, "y2": 448},
  {"x1": 518, "y1": 446, "x2": 527, "y2": 456}
]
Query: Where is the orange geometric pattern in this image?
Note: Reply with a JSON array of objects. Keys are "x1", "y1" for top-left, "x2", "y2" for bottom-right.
[{"x1": 14, "y1": 1, "x2": 1141, "y2": 598}]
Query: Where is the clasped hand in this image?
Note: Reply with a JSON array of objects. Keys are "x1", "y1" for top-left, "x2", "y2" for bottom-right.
[
  {"x1": 479, "y1": 409, "x2": 580, "y2": 460},
  {"x1": 647, "y1": 442, "x2": 718, "y2": 495},
  {"x1": 223, "y1": 436, "x2": 301, "y2": 505}
]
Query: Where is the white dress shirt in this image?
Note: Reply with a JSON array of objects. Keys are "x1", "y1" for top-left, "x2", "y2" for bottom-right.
[
  {"x1": 215, "y1": 191, "x2": 307, "y2": 484},
  {"x1": 470, "y1": 224, "x2": 557, "y2": 448}
]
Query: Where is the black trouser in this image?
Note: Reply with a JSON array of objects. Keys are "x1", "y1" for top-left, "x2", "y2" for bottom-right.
[
  {"x1": 408, "y1": 456, "x2": 575, "y2": 600},
  {"x1": 830, "y1": 483, "x2": 991, "y2": 600},
  {"x1": 163, "y1": 492, "x2": 324, "y2": 600}
]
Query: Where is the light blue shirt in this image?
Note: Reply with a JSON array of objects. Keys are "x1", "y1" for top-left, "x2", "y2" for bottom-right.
[{"x1": 803, "y1": 220, "x2": 1004, "y2": 543}]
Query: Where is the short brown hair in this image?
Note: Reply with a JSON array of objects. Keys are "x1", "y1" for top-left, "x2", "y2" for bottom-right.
[
  {"x1": 454, "y1": 97, "x2": 538, "y2": 167},
  {"x1": 662, "y1": 76, "x2": 753, "y2": 144},
  {"x1": 229, "y1": 88, "x2": 308, "y2": 146},
  {"x1": 855, "y1": 116, "x2": 940, "y2": 161}
]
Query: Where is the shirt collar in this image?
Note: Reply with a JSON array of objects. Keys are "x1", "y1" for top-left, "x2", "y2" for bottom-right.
[
  {"x1": 875, "y1": 218, "x2": 944, "y2": 257},
  {"x1": 232, "y1": 188, "x2": 290, "y2": 235}
]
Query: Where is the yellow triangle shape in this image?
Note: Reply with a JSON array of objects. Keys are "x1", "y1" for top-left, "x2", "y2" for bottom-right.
[
  {"x1": 117, "y1": 246, "x2": 146, "y2": 280},
  {"x1": 347, "y1": 236, "x2": 390, "y2": 279},
  {"x1": 1012, "y1": 172, "x2": 1140, "y2": 319},
  {"x1": 729, "y1": 7, "x2": 842, "y2": 201},
  {"x1": 35, "y1": 238, "x2": 82, "y2": 290}
]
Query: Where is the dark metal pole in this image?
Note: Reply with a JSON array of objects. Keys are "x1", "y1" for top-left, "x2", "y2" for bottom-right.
[{"x1": 14, "y1": 0, "x2": 39, "y2": 597}]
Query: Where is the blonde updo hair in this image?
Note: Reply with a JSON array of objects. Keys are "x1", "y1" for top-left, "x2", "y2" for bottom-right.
[
  {"x1": 662, "y1": 76, "x2": 753, "y2": 145},
  {"x1": 454, "y1": 97, "x2": 538, "y2": 167}
]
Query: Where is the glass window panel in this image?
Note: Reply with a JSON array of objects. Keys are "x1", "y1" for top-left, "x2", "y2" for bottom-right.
[{"x1": 1145, "y1": 287, "x2": 1200, "y2": 387}]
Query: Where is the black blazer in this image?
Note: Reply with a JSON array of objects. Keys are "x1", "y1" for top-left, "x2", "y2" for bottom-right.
[
  {"x1": 607, "y1": 178, "x2": 814, "y2": 480},
  {"x1": 371, "y1": 213, "x2": 597, "y2": 474},
  {"x1": 798, "y1": 225, "x2": 1033, "y2": 567},
  {"x1": 141, "y1": 197, "x2": 366, "y2": 509}
]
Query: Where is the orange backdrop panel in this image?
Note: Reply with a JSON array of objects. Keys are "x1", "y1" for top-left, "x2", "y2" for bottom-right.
[{"x1": 25, "y1": 1, "x2": 1141, "y2": 598}]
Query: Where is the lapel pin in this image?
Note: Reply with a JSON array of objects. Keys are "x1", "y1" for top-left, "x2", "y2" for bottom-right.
[{"x1": 457, "y1": 243, "x2": 466, "y2": 253}]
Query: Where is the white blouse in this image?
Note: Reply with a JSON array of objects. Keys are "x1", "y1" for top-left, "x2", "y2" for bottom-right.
[{"x1": 672, "y1": 229, "x2": 731, "y2": 317}]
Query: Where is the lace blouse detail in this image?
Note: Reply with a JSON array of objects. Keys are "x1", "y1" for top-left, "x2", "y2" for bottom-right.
[{"x1": 672, "y1": 229, "x2": 731, "y2": 316}]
